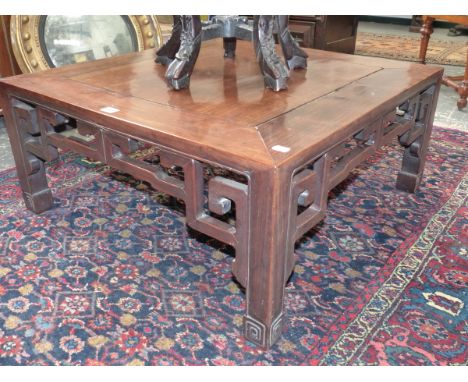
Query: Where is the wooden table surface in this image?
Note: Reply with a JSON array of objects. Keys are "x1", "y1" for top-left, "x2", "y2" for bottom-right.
[{"x1": 0, "y1": 39, "x2": 442, "y2": 172}]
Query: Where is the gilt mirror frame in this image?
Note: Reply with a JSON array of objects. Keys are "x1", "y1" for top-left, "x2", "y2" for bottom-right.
[{"x1": 10, "y1": 15, "x2": 163, "y2": 73}]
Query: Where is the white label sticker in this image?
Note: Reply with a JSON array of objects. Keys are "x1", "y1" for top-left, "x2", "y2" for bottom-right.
[
  {"x1": 100, "y1": 106, "x2": 120, "y2": 113},
  {"x1": 271, "y1": 145, "x2": 291, "y2": 153}
]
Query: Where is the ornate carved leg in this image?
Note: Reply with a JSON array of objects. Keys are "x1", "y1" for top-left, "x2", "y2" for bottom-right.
[
  {"x1": 418, "y1": 16, "x2": 434, "y2": 64},
  {"x1": 396, "y1": 84, "x2": 439, "y2": 192},
  {"x1": 243, "y1": 167, "x2": 294, "y2": 349},
  {"x1": 276, "y1": 15, "x2": 308, "y2": 70},
  {"x1": 155, "y1": 15, "x2": 182, "y2": 65},
  {"x1": 253, "y1": 15, "x2": 289, "y2": 91},
  {"x1": 2, "y1": 98, "x2": 56, "y2": 213},
  {"x1": 223, "y1": 37, "x2": 237, "y2": 58},
  {"x1": 164, "y1": 16, "x2": 202, "y2": 90}
]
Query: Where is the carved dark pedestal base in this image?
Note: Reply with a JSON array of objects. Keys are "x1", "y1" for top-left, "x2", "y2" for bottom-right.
[{"x1": 156, "y1": 15, "x2": 308, "y2": 91}]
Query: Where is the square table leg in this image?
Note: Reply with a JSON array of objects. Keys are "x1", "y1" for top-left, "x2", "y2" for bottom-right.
[
  {"x1": 243, "y1": 167, "x2": 295, "y2": 349},
  {"x1": 1, "y1": 96, "x2": 55, "y2": 213},
  {"x1": 396, "y1": 83, "x2": 440, "y2": 193}
]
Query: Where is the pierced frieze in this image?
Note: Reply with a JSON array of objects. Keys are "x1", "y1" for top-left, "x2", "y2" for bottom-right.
[
  {"x1": 327, "y1": 120, "x2": 381, "y2": 190},
  {"x1": 12, "y1": 100, "x2": 55, "y2": 163},
  {"x1": 382, "y1": 85, "x2": 435, "y2": 145},
  {"x1": 103, "y1": 130, "x2": 189, "y2": 200},
  {"x1": 37, "y1": 108, "x2": 105, "y2": 162},
  {"x1": 398, "y1": 85, "x2": 435, "y2": 147},
  {"x1": 207, "y1": 176, "x2": 249, "y2": 286},
  {"x1": 11, "y1": 100, "x2": 54, "y2": 172},
  {"x1": 97, "y1": 128, "x2": 252, "y2": 286},
  {"x1": 184, "y1": 160, "x2": 249, "y2": 286},
  {"x1": 290, "y1": 155, "x2": 330, "y2": 243},
  {"x1": 10, "y1": 99, "x2": 252, "y2": 287},
  {"x1": 10, "y1": 99, "x2": 54, "y2": 212},
  {"x1": 396, "y1": 85, "x2": 436, "y2": 193}
]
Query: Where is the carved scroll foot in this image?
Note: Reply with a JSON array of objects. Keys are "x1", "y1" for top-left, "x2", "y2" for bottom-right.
[
  {"x1": 155, "y1": 15, "x2": 182, "y2": 65},
  {"x1": 277, "y1": 15, "x2": 308, "y2": 70},
  {"x1": 164, "y1": 16, "x2": 202, "y2": 90},
  {"x1": 253, "y1": 15, "x2": 289, "y2": 92}
]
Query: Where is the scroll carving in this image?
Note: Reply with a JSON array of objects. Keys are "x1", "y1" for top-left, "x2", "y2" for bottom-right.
[
  {"x1": 156, "y1": 15, "x2": 308, "y2": 91},
  {"x1": 288, "y1": 85, "x2": 436, "y2": 249},
  {"x1": 253, "y1": 15, "x2": 289, "y2": 91},
  {"x1": 184, "y1": 160, "x2": 249, "y2": 287},
  {"x1": 290, "y1": 156, "x2": 330, "y2": 244},
  {"x1": 396, "y1": 85, "x2": 436, "y2": 192},
  {"x1": 13, "y1": 100, "x2": 251, "y2": 286}
]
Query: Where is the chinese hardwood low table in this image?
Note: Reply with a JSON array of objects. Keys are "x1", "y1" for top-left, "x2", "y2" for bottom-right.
[{"x1": 0, "y1": 40, "x2": 442, "y2": 349}]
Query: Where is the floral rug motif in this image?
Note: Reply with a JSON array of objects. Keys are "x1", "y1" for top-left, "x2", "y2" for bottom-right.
[
  {"x1": 356, "y1": 32, "x2": 467, "y2": 66},
  {"x1": 0, "y1": 127, "x2": 466, "y2": 365}
]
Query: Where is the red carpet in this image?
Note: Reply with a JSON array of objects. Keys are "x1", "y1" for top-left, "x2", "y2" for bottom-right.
[{"x1": 0, "y1": 127, "x2": 466, "y2": 365}]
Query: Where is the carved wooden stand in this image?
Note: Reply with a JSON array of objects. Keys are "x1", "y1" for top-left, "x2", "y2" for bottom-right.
[{"x1": 156, "y1": 15, "x2": 308, "y2": 91}]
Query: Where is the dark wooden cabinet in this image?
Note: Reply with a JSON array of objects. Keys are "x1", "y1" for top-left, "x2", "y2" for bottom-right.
[
  {"x1": 0, "y1": 15, "x2": 22, "y2": 114},
  {"x1": 288, "y1": 16, "x2": 358, "y2": 54},
  {"x1": 0, "y1": 16, "x2": 21, "y2": 78}
]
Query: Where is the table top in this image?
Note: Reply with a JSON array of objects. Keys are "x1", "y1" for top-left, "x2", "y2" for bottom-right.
[{"x1": 0, "y1": 40, "x2": 443, "y2": 171}]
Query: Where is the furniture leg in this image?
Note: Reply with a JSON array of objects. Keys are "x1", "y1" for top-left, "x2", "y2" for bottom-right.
[
  {"x1": 1, "y1": 97, "x2": 55, "y2": 213},
  {"x1": 396, "y1": 84, "x2": 440, "y2": 192},
  {"x1": 276, "y1": 15, "x2": 308, "y2": 70},
  {"x1": 164, "y1": 16, "x2": 202, "y2": 90},
  {"x1": 155, "y1": 15, "x2": 182, "y2": 65},
  {"x1": 253, "y1": 15, "x2": 289, "y2": 91},
  {"x1": 243, "y1": 167, "x2": 294, "y2": 349},
  {"x1": 223, "y1": 37, "x2": 237, "y2": 58},
  {"x1": 418, "y1": 16, "x2": 434, "y2": 64},
  {"x1": 456, "y1": 49, "x2": 468, "y2": 110}
]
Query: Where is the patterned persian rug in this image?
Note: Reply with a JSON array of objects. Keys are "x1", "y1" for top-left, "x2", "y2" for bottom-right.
[
  {"x1": 0, "y1": 127, "x2": 466, "y2": 366},
  {"x1": 356, "y1": 32, "x2": 467, "y2": 66}
]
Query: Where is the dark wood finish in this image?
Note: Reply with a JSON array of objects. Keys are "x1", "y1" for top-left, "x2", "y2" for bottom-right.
[
  {"x1": 0, "y1": 15, "x2": 21, "y2": 115},
  {"x1": 156, "y1": 15, "x2": 307, "y2": 91},
  {"x1": 289, "y1": 15, "x2": 358, "y2": 54},
  {"x1": 285, "y1": 22, "x2": 314, "y2": 48},
  {"x1": 0, "y1": 40, "x2": 442, "y2": 349},
  {"x1": 0, "y1": 16, "x2": 21, "y2": 78},
  {"x1": 419, "y1": 16, "x2": 468, "y2": 110}
]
